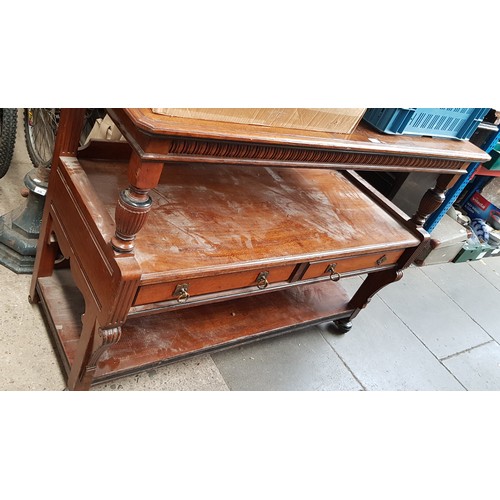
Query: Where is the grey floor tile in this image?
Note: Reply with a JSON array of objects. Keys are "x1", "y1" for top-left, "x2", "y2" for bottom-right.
[
  {"x1": 211, "y1": 327, "x2": 362, "y2": 391},
  {"x1": 320, "y1": 295, "x2": 465, "y2": 391},
  {"x1": 442, "y1": 341, "x2": 500, "y2": 390},
  {"x1": 339, "y1": 275, "x2": 364, "y2": 297},
  {"x1": 377, "y1": 266, "x2": 491, "y2": 359},
  {"x1": 467, "y1": 257, "x2": 500, "y2": 291},
  {"x1": 421, "y1": 263, "x2": 500, "y2": 343}
]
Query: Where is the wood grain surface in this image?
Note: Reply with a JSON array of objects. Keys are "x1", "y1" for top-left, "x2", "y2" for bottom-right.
[
  {"x1": 38, "y1": 268, "x2": 352, "y2": 384},
  {"x1": 79, "y1": 159, "x2": 421, "y2": 283},
  {"x1": 122, "y1": 108, "x2": 490, "y2": 163}
]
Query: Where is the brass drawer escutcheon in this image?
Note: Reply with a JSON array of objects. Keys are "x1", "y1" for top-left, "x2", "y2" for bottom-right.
[
  {"x1": 256, "y1": 271, "x2": 269, "y2": 289},
  {"x1": 173, "y1": 283, "x2": 190, "y2": 303},
  {"x1": 326, "y1": 263, "x2": 341, "y2": 282}
]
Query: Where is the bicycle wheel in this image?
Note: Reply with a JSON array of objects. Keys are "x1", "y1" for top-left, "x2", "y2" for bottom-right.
[
  {"x1": 0, "y1": 108, "x2": 18, "y2": 178},
  {"x1": 24, "y1": 108, "x2": 60, "y2": 168},
  {"x1": 24, "y1": 108, "x2": 106, "y2": 168}
]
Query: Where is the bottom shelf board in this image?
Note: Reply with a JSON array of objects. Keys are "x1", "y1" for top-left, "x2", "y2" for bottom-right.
[{"x1": 37, "y1": 269, "x2": 352, "y2": 384}]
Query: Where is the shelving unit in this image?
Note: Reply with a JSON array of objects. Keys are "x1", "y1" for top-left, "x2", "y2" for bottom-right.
[
  {"x1": 425, "y1": 118, "x2": 500, "y2": 232},
  {"x1": 29, "y1": 109, "x2": 489, "y2": 389}
]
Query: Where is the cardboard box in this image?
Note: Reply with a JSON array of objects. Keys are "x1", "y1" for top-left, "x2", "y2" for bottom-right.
[
  {"x1": 416, "y1": 214, "x2": 468, "y2": 266},
  {"x1": 84, "y1": 114, "x2": 126, "y2": 144},
  {"x1": 463, "y1": 191, "x2": 500, "y2": 230},
  {"x1": 151, "y1": 108, "x2": 366, "y2": 135}
]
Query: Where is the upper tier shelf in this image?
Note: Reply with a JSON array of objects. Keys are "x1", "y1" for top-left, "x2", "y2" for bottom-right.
[{"x1": 109, "y1": 109, "x2": 490, "y2": 171}]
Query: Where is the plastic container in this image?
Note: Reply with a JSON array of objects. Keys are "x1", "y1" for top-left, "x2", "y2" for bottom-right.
[
  {"x1": 483, "y1": 148, "x2": 500, "y2": 170},
  {"x1": 453, "y1": 241, "x2": 486, "y2": 262},
  {"x1": 363, "y1": 108, "x2": 490, "y2": 140},
  {"x1": 416, "y1": 214, "x2": 468, "y2": 266}
]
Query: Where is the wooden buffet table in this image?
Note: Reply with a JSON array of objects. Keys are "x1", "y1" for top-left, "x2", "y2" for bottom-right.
[{"x1": 29, "y1": 109, "x2": 490, "y2": 390}]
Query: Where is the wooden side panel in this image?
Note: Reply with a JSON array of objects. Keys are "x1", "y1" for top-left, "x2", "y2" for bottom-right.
[
  {"x1": 50, "y1": 166, "x2": 114, "y2": 305},
  {"x1": 50, "y1": 157, "x2": 142, "y2": 327}
]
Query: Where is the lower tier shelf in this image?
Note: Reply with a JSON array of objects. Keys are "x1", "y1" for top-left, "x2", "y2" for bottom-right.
[{"x1": 37, "y1": 269, "x2": 353, "y2": 386}]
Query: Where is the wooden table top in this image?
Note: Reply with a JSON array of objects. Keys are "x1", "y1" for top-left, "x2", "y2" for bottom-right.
[
  {"x1": 123, "y1": 108, "x2": 490, "y2": 164},
  {"x1": 81, "y1": 159, "x2": 420, "y2": 282}
]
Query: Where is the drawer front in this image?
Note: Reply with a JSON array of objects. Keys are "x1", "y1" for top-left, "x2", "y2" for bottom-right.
[
  {"x1": 134, "y1": 264, "x2": 297, "y2": 306},
  {"x1": 301, "y1": 250, "x2": 402, "y2": 281}
]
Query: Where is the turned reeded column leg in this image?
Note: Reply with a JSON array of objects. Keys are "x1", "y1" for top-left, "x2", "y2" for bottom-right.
[
  {"x1": 111, "y1": 187, "x2": 153, "y2": 252},
  {"x1": 410, "y1": 173, "x2": 460, "y2": 227},
  {"x1": 111, "y1": 152, "x2": 164, "y2": 253}
]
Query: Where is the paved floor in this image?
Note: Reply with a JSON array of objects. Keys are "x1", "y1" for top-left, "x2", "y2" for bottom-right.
[{"x1": 1, "y1": 114, "x2": 500, "y2": 391}]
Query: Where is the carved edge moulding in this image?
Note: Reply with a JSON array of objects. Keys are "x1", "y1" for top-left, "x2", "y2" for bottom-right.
[{"x1": 106, "y1": 109, "x2": 473, "y2": 175}]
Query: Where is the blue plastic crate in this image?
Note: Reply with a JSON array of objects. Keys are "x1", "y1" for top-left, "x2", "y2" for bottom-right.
[{"x1": 363, "y1": 108, "x2": 490, "y2": 140}]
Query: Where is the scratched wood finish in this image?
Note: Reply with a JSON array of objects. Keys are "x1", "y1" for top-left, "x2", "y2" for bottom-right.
[
  {"x1": 120, "y1": 108, "x2": 490, "y2": 164},
  {"x1": 301, "y1": 249, "x2": 402, "y2": 281},
  {"x1": 80, "y1": 159, "x2": 421, "y2": 283},
  {"x1": 28, "y1": 108, "x2": 491, "y2": 389},
  {"x1": 37, "y1": 268, "x2": 352, "y2": 384},
  {"x1": 106, "y1": 108, "x2": 489, "y2": 252}
]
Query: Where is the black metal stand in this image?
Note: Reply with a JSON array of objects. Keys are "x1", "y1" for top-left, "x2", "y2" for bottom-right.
[{"x1": 0, "y1": 167, "x2": 48, "y2": 274}]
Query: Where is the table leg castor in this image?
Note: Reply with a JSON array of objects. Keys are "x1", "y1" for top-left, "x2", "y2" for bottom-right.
[{"x1": 330, "y1": 318, "x2": 353, "y2": 334}]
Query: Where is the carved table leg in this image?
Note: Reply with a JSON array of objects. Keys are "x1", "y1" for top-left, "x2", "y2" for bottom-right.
[
  {"x1": 30, "y1": 109, "x2": 86, "y2": 303},
  {"x1": 111, "y1": 152, "x2": 164, "y2": 253},
  {"x1": 78, "y1": 326, "x2": 122, "y2": 391},
  {"x1": 67, "y1": 305, "x2": 122, "y2": 391},
  {"x1": 28, "y1": 215, "x2": 58, "y2": 303},
  {"x1": 410, "y1": 173, "x2": 460, "y2": 227},
  {"x1": 330, "y1": 269, "x2": 403, "y2": 334}
]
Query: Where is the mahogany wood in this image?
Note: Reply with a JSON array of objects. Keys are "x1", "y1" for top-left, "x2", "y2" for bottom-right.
[
  {"x1": 38, "y1": 268, "x2": 352, "y2": 386},
  {"x1": 79, "y1": 159, "x2": 421, "y2": 281},
  {"x1": 29, "y1": 108, "x2": 87, "y2": 302},
  {"x1": 119, "y1": 109, "x2": 490, "y2": 164},
  {"x1": 410, "y1": 173, "x2": 461, "y2": 227},
  {"x1": 28, "y1": 108, "x2": 491, "y2": 390},
  {"x1": 300, "y1": 250, "x2": 402, "y2": 281}
]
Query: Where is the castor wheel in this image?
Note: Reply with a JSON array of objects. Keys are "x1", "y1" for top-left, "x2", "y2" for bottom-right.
[{"x1": 329, "y1": 319, "x2": 353, "y2": 334}]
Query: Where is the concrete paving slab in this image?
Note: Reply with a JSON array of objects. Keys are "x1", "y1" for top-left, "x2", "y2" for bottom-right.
[
  {"x1": 211, "y1": 327, "x2": 362, "y2": 391},
  {"x1": 421, "y1": 263, "x2": 500, "y2": 343},
  {"x1": 94, "y1": 355, "x2": 229, "y2": 391},
  {"x1": 377, "y1": 266, "x2": 491, "y2": 359},
  {"x1": 0, "y1": 265, "x2": 66, "y2": 390},
  {"x1": 0, "y1": 259, "x2": 229, "y2": 391},
  {"x1": 442, "y1": 341, "x2": 500, "y2": 390},
  {"x1": 320, "y1": 295, "x2": 465, "y2": 390},
  {"x1": 467, "y1": 257, "x2": 500, "y2": 292}
]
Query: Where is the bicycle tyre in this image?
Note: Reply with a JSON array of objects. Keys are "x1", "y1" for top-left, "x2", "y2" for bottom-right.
[
  {"x1": 0, "y1": 108, "x2": 18, "y2": 178},
  {"x1": 24, "y1": 108, "x2": 106, "y2": 168},
  {"x1": 23, "y1": 108, "x2": 59, "y2": 168}
]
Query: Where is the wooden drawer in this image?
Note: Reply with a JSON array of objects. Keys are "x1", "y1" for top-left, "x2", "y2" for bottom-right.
[
  {"x1": 134, "y1": 264, "x2": 297, "y2": 306},
  {"x1": 301, "y1": 250, "x2": 402, "y2": 281}
]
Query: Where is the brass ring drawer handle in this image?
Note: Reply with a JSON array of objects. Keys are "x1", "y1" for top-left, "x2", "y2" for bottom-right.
[
  {"x1": 326, "y1": 264, "x2": 341, "y2": 282},
  {"x1": 173, "y1": 283, "x2": 190, "y2": 303},
  {"x1": 256, "y1": 271, "x2": 269, "y2": 289}
]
